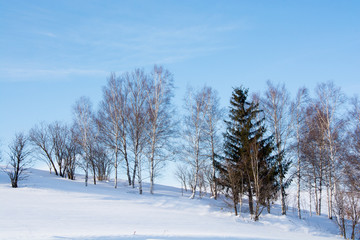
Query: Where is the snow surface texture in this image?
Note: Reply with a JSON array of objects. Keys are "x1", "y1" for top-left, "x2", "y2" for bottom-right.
[{"x1": 0, "y1": 169, "x2": 341, "y2": 240}]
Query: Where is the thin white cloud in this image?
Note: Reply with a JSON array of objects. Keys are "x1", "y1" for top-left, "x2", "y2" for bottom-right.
[
  {"x1": 64, "y1": 23, "x2": 234, "y2": 50},
  {"x1": 0, "y1": 15, "x2": 246, "y2": 83},
  {"x1": 67, "y1": 22, "x2": 243, "y2": 65}
]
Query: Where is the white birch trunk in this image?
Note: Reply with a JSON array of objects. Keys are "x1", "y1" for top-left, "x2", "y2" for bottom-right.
[
  {"x1": 138, "y1": 156, "x2": 142, "y2": 195},
  {"x1": 114, "y1": 150, "x2": 118, "y2": 189},
  {"x1": 309, "y1": 184, "x2": 312, "y2": 217},
  {"x1": 297, "y1": 157, "x2": 301, "y2": 219},
  {"x1": 190, "y1": 159, "x2": 199, "y2": 199},
  {"x1": 149, "y1": 124, "x2": 157, "y2": 194},
  {"x1": 85, "y1": 162, "x2": 89, "y2": 187}
]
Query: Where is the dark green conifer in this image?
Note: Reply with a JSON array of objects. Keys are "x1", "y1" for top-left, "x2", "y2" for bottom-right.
[{"x1": 217, "y1": 86, "x2": 279, "y2": 219}]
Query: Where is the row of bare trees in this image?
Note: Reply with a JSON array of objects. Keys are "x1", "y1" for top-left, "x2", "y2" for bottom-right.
[
  {"x1": 293, "y1": 82, "x2": 360, "y2": 239},
  {"x1": 95, "y1": 66, "x2": 176, "y2": 193},
  {"x1": 258, "y1": 81, "x2": 359, "y2": 238},
  {"x1": 3, "y1": 65, "x2": 175, "y2": 194},
  {"x1": 258, "y1": 81, "x2": 359, "y2": 237}
]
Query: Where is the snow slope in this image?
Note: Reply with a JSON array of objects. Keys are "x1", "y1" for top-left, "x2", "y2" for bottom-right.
[{"x1": 0, "y1": 169, "x2": 341, "y2": 240}]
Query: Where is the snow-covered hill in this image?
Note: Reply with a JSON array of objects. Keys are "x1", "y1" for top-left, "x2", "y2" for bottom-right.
[{"x1": 0, "y1": 169, "x2": 341, "y2": 240}]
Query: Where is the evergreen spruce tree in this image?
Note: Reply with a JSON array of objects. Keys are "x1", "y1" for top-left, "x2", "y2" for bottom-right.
[{"x1": 217, "y1": 86, "x2": 279, "y2": 219}]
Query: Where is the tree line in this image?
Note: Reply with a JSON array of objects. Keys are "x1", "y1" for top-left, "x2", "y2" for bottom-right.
[
  {"x1": 1, "y1": 67, "x2": 359, "y2": 238},
  {"x1": 174, "y1": 81, "x2": 359, "y2": 238},
  {"x1": 3, "y1": 66, "x2": 176, "y2": 196}
]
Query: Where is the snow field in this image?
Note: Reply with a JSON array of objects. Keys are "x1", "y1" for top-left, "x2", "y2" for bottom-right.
[{"x1": 0, "y1": 169, "x2": 341, "y2": 240}]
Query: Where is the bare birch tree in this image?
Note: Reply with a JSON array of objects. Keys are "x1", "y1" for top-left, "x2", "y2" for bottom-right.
[
  {"x1": 345, "y1": 191, "x2": 360, "y2": 240},
  {"x1": 342, "y1": 96, "x2": 360, "y2": 239},
  {"x1": 346, "y1": 96, "x2": 360, "y2": 192},
  {"x1": 73, "y1": 96, "x2": 96, "y2": 186},
  {"x1": 97, "y1": 73, "x2": 130, "y2": 188},
  {"x1": 145, "y1": 65, "x2": 176, "y2": 194},
  {"x1": 49, "y1": 122, "x2": 71, "y2": 178},
  {"x1": 183, "y1": 86, "x2": 209, "y2": 199},
  {"x1": 175, "y1": 163, "x2": 189, "y2": 195},
  {"x1": 29, "y1": 122, "x2": 57, "y2": 175},
  {"x1": 314, "y1": 81, "x2": 346, "y2": 219},
  {"x1": 6, "y1": 133, "x2": 31, "y2": 188},
  {"x1": 261, "y1": 81, "x2": 292, "y2": 215},
  {"x1": 249, "y1": 139, "x2": 263, "y2": 221},
  {"x1": 203, "y1": 87, "x2": 223, "y2": 199},
  {"x1": 333, "y1": 184, "x2": 347, "y2": 238},
  {"x1": 127, "y1": 69, "x2": 148, "y2": 194},
  {"x1": 301, "y1": 106, "x2": 328, "y2": 216},
  {"x1": 291, "y1": 87, "x2": 309, "y2": 219},
  {"x1": 63, "y1": 126, "x2": 78, "y2": 180}
]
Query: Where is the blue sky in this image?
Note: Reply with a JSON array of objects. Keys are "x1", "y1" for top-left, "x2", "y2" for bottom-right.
[{"x1": 1, "y1": 1, "x2": 360, "y2": 182}]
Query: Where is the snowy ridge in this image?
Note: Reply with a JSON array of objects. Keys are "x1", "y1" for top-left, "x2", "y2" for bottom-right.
[{"x1": 0, "y1": 169, "x2": 341, "y2": 240}]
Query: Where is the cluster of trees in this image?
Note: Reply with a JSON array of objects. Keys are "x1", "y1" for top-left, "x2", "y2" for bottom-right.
[
  {"x1": 2, "y1": 66, "x2": 359, "y2": 238},
  {"x1": 175, "y1": 86, "x2": 223, "y2": 200},
  {"x1": 175, "y1": 81, "x2": 359, "y2": 238},
  {"x1": 291, "y1": 82, "x2": 359, "y2": 239},
  {"x1": 3, "y1": 65, "x2": 176, "y2": 195},
  {"x1": 176, "y1": 84, "x2": 290, "y2": 221}
]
